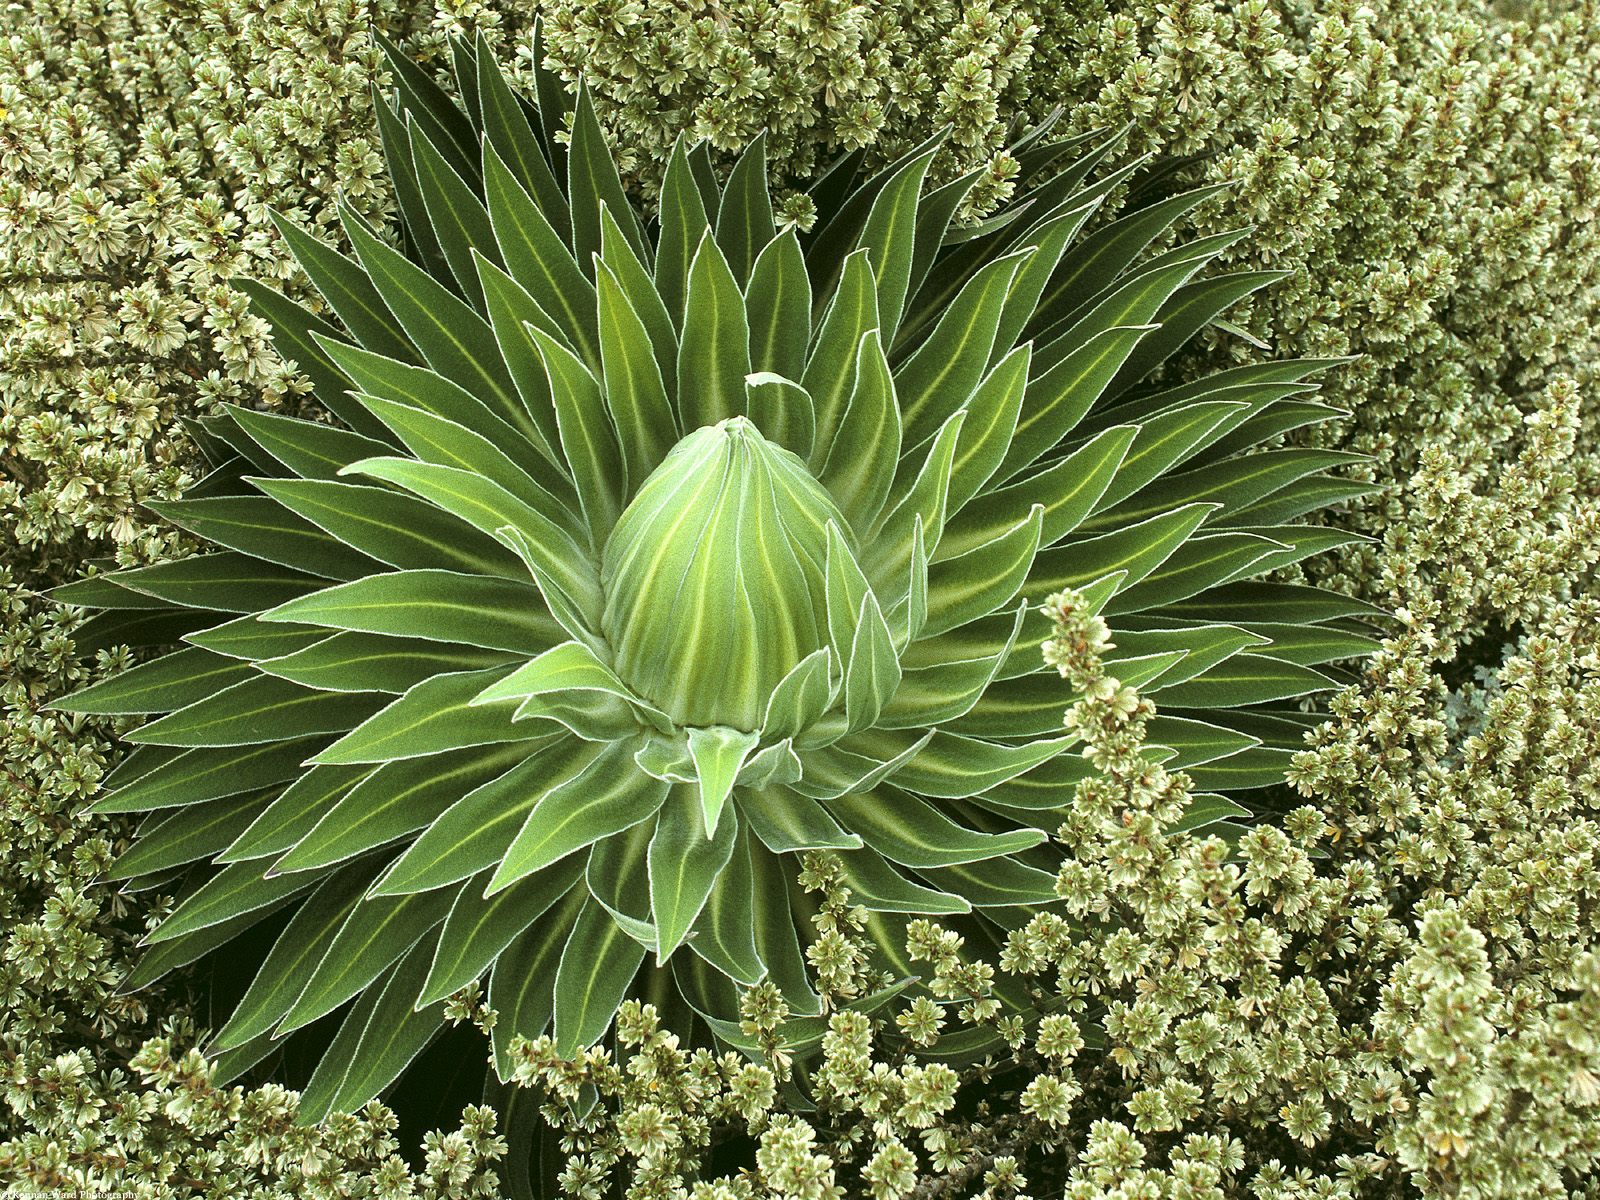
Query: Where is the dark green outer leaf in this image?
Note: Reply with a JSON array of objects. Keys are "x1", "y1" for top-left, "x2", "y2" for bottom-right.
[
  {"x1": 128, "y1": 674, "x2": 385, "y2": 748},
  {"x1": 421, "y1": 857, "x2": 584, "y2": 1006},
  {"x1": 261, "y1": 569, "x2": 561, "y2": 655},
  {"x1": 553, "y1": 895, "x2": 647, "y2": 1056}
]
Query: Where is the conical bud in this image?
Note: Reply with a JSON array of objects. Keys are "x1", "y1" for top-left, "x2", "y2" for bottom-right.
[{"x1": 601, "y1": 417, "x2": 847, "y2": 731}]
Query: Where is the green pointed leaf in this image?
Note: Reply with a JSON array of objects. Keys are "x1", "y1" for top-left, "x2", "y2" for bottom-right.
[
  {"x1": 129, "y1": 674, "x2": 383, "y2": 748},
  {"x1": 54, "y1": 646, "x2": 252, "y2": 716},
  {"x1": 996, "y1": 327, "x2": 1149, "y2": 487},
  {"x1": 989, "y1": 200, "x2": 1100, "y2": 361},
  {"x1": 1143, "y1": 715, "x2": 1260, "y2": 770},
  {"x1": 687, "y1": 726, "x2": 761, "y2": 838},
  {"x1": 1105, "y1": 532, "x2": 1285, "y2": 614},
  {"x1": 278, "y1": 743, "x2": 531, "y2": 873},
  {"x1": 835, "y1": 851, "x2": 970, "y2": 915},
  {"x1": 372, "y1": 30, "x2": 478, "y2": 179},
  {"x1": 715, "y1": 132, "x2": 775, "y2": 284},
  {"x1": 1166, "y1": 793, "x2": 1253, "y2": 836},
  {"x1": 895, "y1": 250, "x2": 1030, "y2": 444},
  {"x1": 599, "y1": 206, "x2": 679, "y2": 391},
  {"x1": 1107, "y1": 270, "x2": 1288, "y2": 398},
  {"x1": 52, "y1": 571, "x2": 172, "y2": 610},
  {"x1": 183, "y1": 614, "x2": 325, "y2": 662},
  {"x1": 421, "y1": 858, "x2": 583, "y2": 1007},
  {"x1": 746, "y1": 229, "x2": 811, "y2": 381},
  {"x1": 1035, "y1": 255, "x2": 1209, "y2": 379},
  {"x1": 97, "y1": 553, "x2": 323, "y2": 613},
  {"x1": 483, "y1": 141, "x2": 599, "y2": 365},
  {"x1": 146, "y1": 858, "x2": 321, "y2": 944},
  {"x1": 943, "y1": 424, "x2": 1137, "y2": 562},
  {"x1": 267, "y1": 213, "x2": 415, "y2": 362},
  {"x1": 879, "y1": 603, "x2": 1025, "y2": 729},
  {"x1": 1028, "y1": 183, "x2": 1230, "y2": 334},
  {"x1": 1230, "y1": 475, "x2": 1380, "y2": 525},
  {"x1": 252, "y1": 477, "x2": 521, "y2": 577},
  {"x1": 312, "y1": 667, "x2": 554, "y2": 765},
  {"x1": 655, "y1": 136, "x2": 713, "y2": 328},
  {"x1": 677, "y1": 231, "x2": 751, "y2": 430},
  {"x1": 93, "y1": 739, "x2": 317, "y2": 815},
  {"x1": 738, "y1": 785, "x2": 862, "y2": 852},
  {"x1": 882, "y1": 729, "x2": 1074, "y2": 798},
  {"x1": 553, "y1": 896, "x2": 647, "y2": 1056},
  {"x1": 316, "y1": 333, "x2": 541, "y2": 468},
  {"x1": 260, "y1": 630, "x2": 509, "y2": 695},
  {"x1": 220, "y1": 766, "x2": 372, "y2": 863},
  {"x1": 343, "y1": 456, "x2": 600, "y2": 624},
  {"x1": 744, "y1": 372, "x2": 816, "y2": 461},
  {"x1": 822, "y1": 522, "x2": 872, "y2": 666},
  {"x1": 924, "y1": 506, "x2": 1042, "y2": 637},
  {"x1": 211, "y1": 860, "x2": 380, "y2": 1050},
  {"x1": 803, "y1": 250, "x2": 879, "y2": 465},
  {"x1": 475, "y1": 253, "x2": 569, "y2": 469},
  {"x1": 108, "y1": 793, "x2": 272, "y2": 881},
  {"x1": 372, "y1": 94, "x2": 453, "y2": 284},
  {"x1": 762, "y1": 647, "x2": 835, "y2": 740},
  {"x1": 1112, "y1": 623, "x2": 1268, "y2": 693},
  {"x1": 261, "y1": 569, "x2": 558, "y2": 655},
  {"x1": 1152, "y1": 653, "x2": 1335, "y2": 708},
  {"x1": 229, "y1": 278, "x2": 395, "y2": 441},
  {"x1": 227, "y1": 407, "x2": 393, "y2": 482},
  {"x1": 489, "y1": 739, "x2": 666, "y2": 893},
  {"x1": 844, "y1": 591, "x2": 900, "y2": 733},
  {"x1": 819, "y1": 330, "x2": 900, "y2": 533},
  {"x1": 648, "y1": 787, "x2": 739, "y2": 960},
  {"x1": 1186, "y1": 745, "x2": 1297, "y2": 791},
  {"x1": 586, "y1": 818, "x2": 659, "y2": 949},
  {"x1": 1231, "y1": 621, "x2": 1379, "y2": 666},
  {"x1": 689, "y1": 827, "x2": 765, "y2": 985},
  {"x1": 748, "y1": 841, "x2": 821, "y2": 1014},
  {"x1": 789, "y1": 729, "x2": 933, "y2": 800},
  {"x1": 851, "y1": 146, "x2": 936, "y2": 339},
  {"x1": 146, "y1": 496, "x2": 377, "y2": 582},
  {"x1": 473, "y1": 640, "x2": 664, "y2": 729},
  {"x1": 527, "y1": 324, "x2": 627, "y2": 546},
  {"x1": 320, "y1": 933, "x2": 447, "y2": 1117},
  {"x1": 918, "y1": 857, "x2": 1058, "y2": 907},
  {"x1": 341, "y1": 204, "x2": 524, "y2": 429},
  {"x1": 828, "y1": 790, "x2": 1044, "y2": 869},
  {"x1": 375, "y1": 737, "x2": 596, "y2": 895},
  {"x1": 490, "y1": 889, "x2": 585, "y2": 1078},
  {"x1": 568, "y1": 83, "x2": 648, "y2": 273},
  {"x1": 1082, "y1": 400, "x2": 1252, "y2": 523},
  {"x1": 1107, "y1": 448, "x2": 1369, "y2": 526},
  {"x1": 278, "y1": 881, "x2": 460, "y2": 1034},
  {"x1": 477, "y1": 37, "x2": 569, "y2": 242},
  {"x1": 410, "y1": 116, "x2": 499, "y2": 308},
  {"x1": 1163, "y1": 580, "x2": 1386, "y2": 626},
  {"x1": 866, "y1": 410, "x2": 965, "y2": 585},
  {"x1": 946, "y1": 345, "x2": 1030, "y2": 515},
  {"x1": 596, "y1": 262, "x2": 679, "y2": 488},
  {"x1": 124, "y1": 900, "x2": 298, "y2": 995},
  {"x1": 1030, "y1": 502, "x2": 1218, "y2": 595},
  {"x1": 352, "y1": 392, "x2": 581, "y2": 542}
]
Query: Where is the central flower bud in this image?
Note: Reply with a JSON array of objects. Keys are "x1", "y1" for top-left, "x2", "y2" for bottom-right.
[{"x1": 601, "y1": 417, "x2": 847, "y2": 731}]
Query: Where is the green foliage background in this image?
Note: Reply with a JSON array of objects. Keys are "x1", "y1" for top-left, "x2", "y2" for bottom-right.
[{"x1": 0, "y1": 0, "x2": 1596, "y2": 1196}]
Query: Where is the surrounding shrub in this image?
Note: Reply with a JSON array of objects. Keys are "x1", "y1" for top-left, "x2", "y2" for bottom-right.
[{"x1": 2, "y1": 0, "x2": 1597, "y2": 1196}]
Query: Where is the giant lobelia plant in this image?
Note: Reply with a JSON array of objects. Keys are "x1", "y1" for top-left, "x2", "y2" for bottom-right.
[{"x1": 53, "y1": 33, "x2": 1379, "y2": 1118}]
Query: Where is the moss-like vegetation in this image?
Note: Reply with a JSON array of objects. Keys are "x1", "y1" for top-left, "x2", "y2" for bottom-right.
[{"x1": 1, "y1": 0, "x2": 1596, "y2": 1195}]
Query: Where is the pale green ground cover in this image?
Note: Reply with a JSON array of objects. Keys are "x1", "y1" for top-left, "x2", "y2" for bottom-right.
[{"x1": 0, "y1": 1, "x2": 1597, "y2": 1196}]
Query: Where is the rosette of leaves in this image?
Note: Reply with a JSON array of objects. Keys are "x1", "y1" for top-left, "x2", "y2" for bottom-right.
[{"x1": 53, "y1": 33, "x2": 1379, "y2": 1119}]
